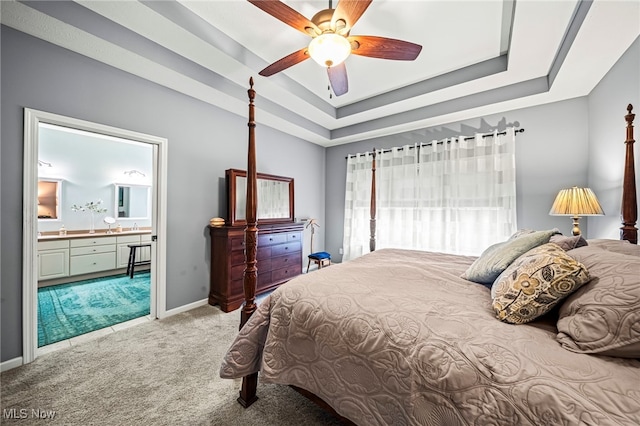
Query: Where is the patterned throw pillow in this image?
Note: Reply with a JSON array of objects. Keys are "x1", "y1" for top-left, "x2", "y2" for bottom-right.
[
  {"x1": 462, "y1": 229, "x2": 557, "y2": 286},
  {"x1": 491, "y1": 243, "x2": 591, "y2": 324}
]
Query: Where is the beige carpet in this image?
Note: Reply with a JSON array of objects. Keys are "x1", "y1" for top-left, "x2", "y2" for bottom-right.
[{"x1": 1, "y1": 305, "x2": 343, "y2": 425}]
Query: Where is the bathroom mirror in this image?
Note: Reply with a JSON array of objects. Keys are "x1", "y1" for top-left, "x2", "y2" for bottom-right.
[
  {"x1": 226, "y1": 169, "x2": 294, "y2": 227},
  {"x1": 114, "y1": 183, "x2": 151, "y2": 219},
  {"x1": 37, "y1": 179, "x2": 62, "y2": 221}
]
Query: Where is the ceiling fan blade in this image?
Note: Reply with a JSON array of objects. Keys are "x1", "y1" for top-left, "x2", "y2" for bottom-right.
[
  {"x1": 331, "y1": 0, "x2": 372, "y2": 32},
  {"x1": 348, "y1": 35, "x2": 422, "y2": 60},
  {"x1": 259, "y1": 47, "x2": 310, "y2": 77},
  {"x1": 248, "y1": 0, "x2": 320, "y2": 36},
  {"x1": 327, "y1": 63, "x2": 348, "y2": 96}
]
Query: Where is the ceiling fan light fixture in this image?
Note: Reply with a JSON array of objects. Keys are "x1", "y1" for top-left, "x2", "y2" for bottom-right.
[{"x1": 308, "y1": 33, "x2": 351, "y2": 68}]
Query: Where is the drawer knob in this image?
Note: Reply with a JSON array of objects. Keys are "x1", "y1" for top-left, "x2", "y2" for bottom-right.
[{"x1": 92, "y1": 262, "x2": 97, "y2": 265}]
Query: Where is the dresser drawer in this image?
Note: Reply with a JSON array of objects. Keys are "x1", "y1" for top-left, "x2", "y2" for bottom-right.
[
  {"x1": 71, "y1": 244, "x2": 116, "y2": 256},
  {"x1": 70, "y1": 252, "x2": 116, "y2": 275},
  {"x1": 271, "y1": 253, "x2": 301, "y2": 271},
  {"x1": 258, "y1": 258, "x2": 272, "y2": 272},
  {"x1": 271, "y1": 241, "x2": 301, "y2": 257},
  {"x1": 272, "y1": 265, "x2": 300, "y2": 283},
  {"x1": 259, "y1": 233, "x2": 286, "y2": 247},
  {"x1": 231, "y1": 258, "x2": 273, "y2": 279},
  {"x1": 231, "y1": 237, "x2": 245, "y2": 250},
  {"x1": 231, "y1": 263, "x2": 245, "y2": 280},
  {"x1": 231, "y1": 246, "x2": 272, "y2": 265},
  {"x1": 70, "y1": 236, "x2": 117, "y2": 248},
  {"x1": 287, "y1": 232, "x2": 301, "y2": 243},
  {"x1": 231, "y1": 272, "x2": 272, "y2": 295},
  {"x1": 230, "y1": 278, "x2": 244, "y2": 298},
  {"x1": 257, "y1": 271, "x2": 272, "y2": 290},
  {"x1": 231, "y1": 250, "x2": 245, "y2": 266},
  {"x1": 257, "y1": 246, "x2": 271, "y2": 260}
]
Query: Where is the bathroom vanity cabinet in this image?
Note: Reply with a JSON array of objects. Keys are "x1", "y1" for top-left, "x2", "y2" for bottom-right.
[{"x1": 37, "y1": 231, "x2": 151, "y2": 283}]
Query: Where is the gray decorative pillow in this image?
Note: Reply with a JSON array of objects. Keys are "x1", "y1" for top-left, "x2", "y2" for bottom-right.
[
  {"x1": 462, "y1": 229, "x2": 557, "y2": 285},
  {"x1": 508, "y1": 229, "x2": 536, "y2": 240},
  {"x1": 550, "y1": 234, "x2": 588, "y2": 251},
  {"x1": 492, "y1": 243, "x2": 591, "y2": 324},
  {"x1": 557, "y1": 246, "x2": 640, "y2": 358}
]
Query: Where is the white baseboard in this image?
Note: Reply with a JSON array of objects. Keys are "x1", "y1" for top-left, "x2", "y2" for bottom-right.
[
  {"x1": 162, "y1": 298, "x2": 208, "y2": 318},
  {"x1": 1, "y1": 357, "x2": 24, "y2": 372}
]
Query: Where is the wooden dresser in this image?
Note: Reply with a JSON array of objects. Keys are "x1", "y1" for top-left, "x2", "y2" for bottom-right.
[{"x1": 209, "y1": 222, "x2": 304, "y2": 312}]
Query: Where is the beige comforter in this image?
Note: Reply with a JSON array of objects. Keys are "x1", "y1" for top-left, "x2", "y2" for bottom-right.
[{"x1": 220, "y1": 249, "x2": 640, "y2": 425}]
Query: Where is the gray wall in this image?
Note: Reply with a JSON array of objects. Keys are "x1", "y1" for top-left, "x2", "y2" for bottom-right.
[
  {"x1": 587, "y1": 37, "x2": 640, "y2": 239},
  {"x1": 1, "y1": 26, "x2": 325, "y2": 362},
  {"x1": 326, "y1": 98, "x2": 590, "y2": 262}
]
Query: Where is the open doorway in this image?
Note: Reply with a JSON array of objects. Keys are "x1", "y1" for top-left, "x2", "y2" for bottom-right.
[{"x1": 23, "y1": 109, "x2": 168, "y2": 364}]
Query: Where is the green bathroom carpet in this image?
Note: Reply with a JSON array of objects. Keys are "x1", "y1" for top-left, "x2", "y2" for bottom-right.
[{"x1": 38, "y1": 272, "x2": 150, "y2": 347}]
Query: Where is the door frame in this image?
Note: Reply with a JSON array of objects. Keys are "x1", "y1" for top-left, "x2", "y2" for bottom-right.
[{"x1": 22, "y1": 108, "x2": 168, "y2": 364}]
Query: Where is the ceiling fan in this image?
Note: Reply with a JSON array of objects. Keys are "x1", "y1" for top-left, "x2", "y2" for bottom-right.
[{"x1": 248, "y1": 0, "x2": 422, "y2": 96}]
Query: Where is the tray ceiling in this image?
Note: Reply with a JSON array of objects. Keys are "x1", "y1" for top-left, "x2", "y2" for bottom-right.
[{"x1": 2, "y1": 0, "x2": 639, "y2": 146}]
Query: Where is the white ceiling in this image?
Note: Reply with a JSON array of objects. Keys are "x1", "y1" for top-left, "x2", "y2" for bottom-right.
[{"x1": 2, "y1": 0, "x2": 639, "y2": 146}]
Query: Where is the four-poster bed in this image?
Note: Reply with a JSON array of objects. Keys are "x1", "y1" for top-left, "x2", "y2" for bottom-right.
[{"x1": 222, "y1": 80, "x2": 639, "y2": 425}]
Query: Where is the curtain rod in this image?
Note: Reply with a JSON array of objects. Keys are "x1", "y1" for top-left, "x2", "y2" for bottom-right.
[{"x1": 345, "y1": 128, "x2": 525, "y2": 159}]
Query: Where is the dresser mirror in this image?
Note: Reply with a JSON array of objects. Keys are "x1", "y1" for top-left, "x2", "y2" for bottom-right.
[
  {"x1": 114, "y1": 183, "x2": 151, "y2": 219},
  {"x1": 226, "y1": 169, "x2": 294, "y2": 226}
]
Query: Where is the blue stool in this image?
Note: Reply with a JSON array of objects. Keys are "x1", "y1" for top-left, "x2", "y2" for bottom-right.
[{"x1": 307, "y1": 251, "x2": 331, "y2": 273}]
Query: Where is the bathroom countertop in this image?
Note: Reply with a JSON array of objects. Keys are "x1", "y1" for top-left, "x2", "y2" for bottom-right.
[{"x1": 38, "y1": 229, "x2": 151, "y2": 241}]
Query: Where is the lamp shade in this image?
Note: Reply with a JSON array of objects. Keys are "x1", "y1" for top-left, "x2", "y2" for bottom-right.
[
  {"x1": 549, "y1": 187, "x2": 605, "y2": 216},
  {"x1": 308, "y1": 33, "x2": 351, "y2": 67}
]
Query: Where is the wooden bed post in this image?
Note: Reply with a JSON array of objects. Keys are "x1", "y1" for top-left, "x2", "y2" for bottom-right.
[
  {"x1": 370, "y1": 149, "x2": 377, "y2": 252},
  {"x1": 621, "y1": 104, "x2": 637, "y2": 244},
  {"x1": 238, "y1": 77, "x2": 259, "y2": 408}
]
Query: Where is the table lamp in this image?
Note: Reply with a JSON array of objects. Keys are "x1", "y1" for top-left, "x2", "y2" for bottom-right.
[{"x1": 549, "y1": 186, "x2": 604, "y2": 236}]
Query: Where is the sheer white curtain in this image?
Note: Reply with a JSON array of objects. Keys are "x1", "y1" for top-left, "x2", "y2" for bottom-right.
[
  {"x1": 376, "y1": 145, "x2": 420, "y2": 250},
  {"x1": 342, "y1": 129, "x2": 517, "y2": 260},
  {"x1": 342, "y1": 152, "x2": 375, "y2": 260}
]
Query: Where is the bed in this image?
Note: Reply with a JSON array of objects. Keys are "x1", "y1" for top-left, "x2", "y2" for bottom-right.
[{"x1": 220, "y1": 80, "x2": 639, "y2": 425}]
